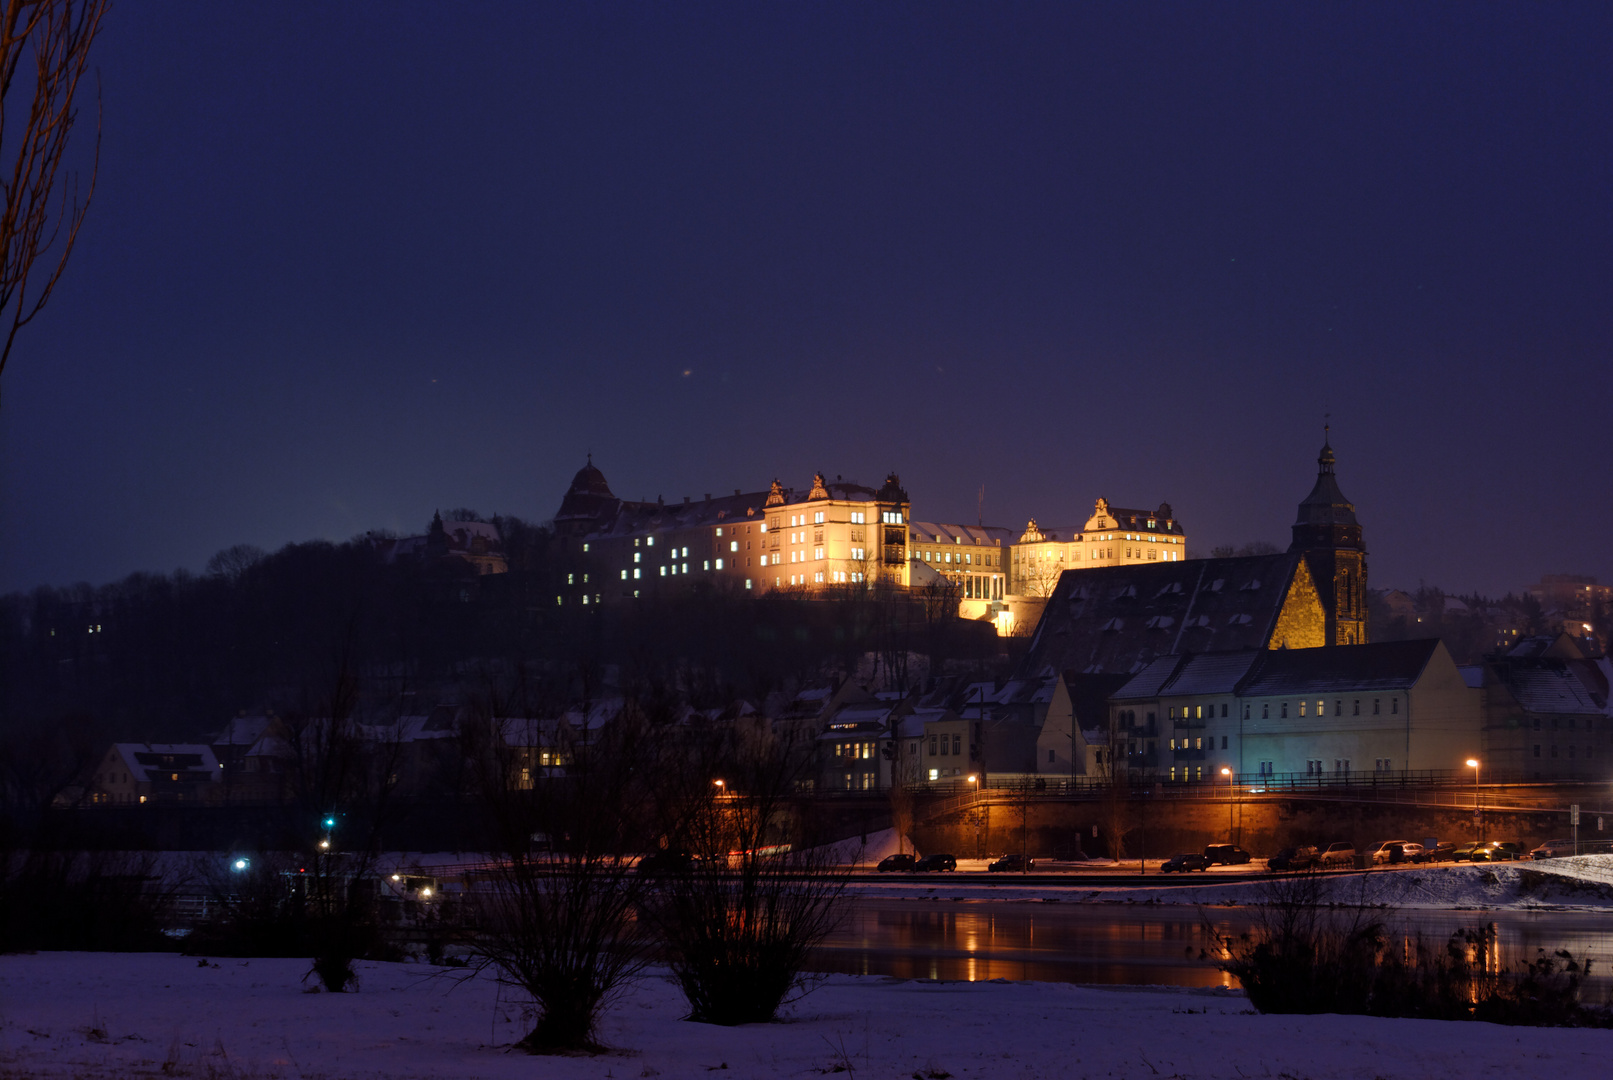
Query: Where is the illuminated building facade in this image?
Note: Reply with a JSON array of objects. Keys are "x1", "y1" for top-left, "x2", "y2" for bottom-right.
[
  {"x1": 1009, "y1": 498, "x2": 1187, "y2": 596},
  {"x1": 553, "y1": 461, "x2": 911, "y2": 604}
]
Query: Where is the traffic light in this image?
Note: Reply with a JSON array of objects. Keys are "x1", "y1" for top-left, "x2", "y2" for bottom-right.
[{"x1": 323, "y1": 816, "x2": 336, "y2": 830}]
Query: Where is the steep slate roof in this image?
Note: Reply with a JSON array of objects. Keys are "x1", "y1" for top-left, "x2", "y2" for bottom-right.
[
  {"x1": 1016, "y1": 553, "x2": 1304, "y2": 678},
  {"x1": 1112, "y1": 651, "x2": 1262, "y2": 701},
  {"x1": 1486, "y1": 655, "x2": 1610, "y2": 716},
  {"x1": 1238, "y1": 639, "x2": 1442, "y2": 696}
]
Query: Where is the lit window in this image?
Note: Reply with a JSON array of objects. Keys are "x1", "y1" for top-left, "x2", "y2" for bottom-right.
[
  {"x1": 730, "y1": 540, "x2": 738, "y2": 552},
  {"x1": 715, "y1": 527, "x2": 723, "y2": 536},
  {"x1": 814, "y1": 512, "x2": 825, "y2": 524},
  {"x1": 634, "y1": 552, "x2": 641, "y2": 563},
  {"x1": 620, "y1": 570, "x2": 627, "y2": 580},
  {"x1": 682, "y1": 547, "x2": 689, "y2": 557},
  {"x1": 814, "y1": 547, "x2": 824, "y2": 560},
  {"x1": 647, "y1": 537, "x2": 655, "y2": 546},
  {"x1": 582, "y1": 543, "x2": 589, "y2": 552},
  {"x1": 682, "y1": 563, "x2": 688, "y2": 573},
  {"x1": 715, "y1": 558, "x2": 723, "y2": 569},
  {"x1": 633, "y1": 568, "x2": 640, "y2": 579},
  {"x1": 660, "y1": 566, "x2": 667, "y2": 577},
  {"x1": 702, "y1": 560, "x2": 710, "y2": 570},
  {"x1": 567, "y1": 573, "x2": 574, "y2": 584},
  {"x1": 745, "y1": 579, "x2": 752, "y2": 589}
]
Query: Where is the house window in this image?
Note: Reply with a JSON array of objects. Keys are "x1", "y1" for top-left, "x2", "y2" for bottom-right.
[
  {"x1": 1298, "y1": 701, "x2": 1306, "y2": 717},
  {"x1": 1280, "y1": 702, "x2": 1287, "y2": 718},
  {"x1": 928, "y1": 768, "x2": 939, "y2": 781},
  {"x1": 1534, "y1": 744, "x2": 1541, "y2": 757},
  {"x1": 1353, "y1": 700, "x2": 1360, "y2": 715},
  {"x1": 1373, "y1": 699, "x2": 1380, "y2": 715},
  {"x1": 953, "y1": 735, "x2": 962, "y2": 755},
  {"x1": 1391, "y1": 698, "x2": 1398, "y2": 714},
  {"x1": 929, "y1": 737, "x2": 938, "y2": 756},
  {"x1": 1222, "y1": 736, "x2": 1228, "y2": 749},
  {"x1": 1048, "y1": 749, "x2": 1056, "y2": 763}
]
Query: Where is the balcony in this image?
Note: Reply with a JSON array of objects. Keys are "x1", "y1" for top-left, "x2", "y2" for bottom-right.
[{"x1": 1171, "y1": 747, "x2": 1206, "y2": 761}]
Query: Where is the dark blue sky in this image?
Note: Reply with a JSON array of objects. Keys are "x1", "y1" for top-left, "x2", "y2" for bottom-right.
[{"x1": 2, "y1": 3, "x2": 1608, "y2": 597}]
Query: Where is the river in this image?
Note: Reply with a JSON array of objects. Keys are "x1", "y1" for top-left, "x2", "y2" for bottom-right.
[{"x1": 808, "y1": 898, "x2": 1613, "y2": 992}]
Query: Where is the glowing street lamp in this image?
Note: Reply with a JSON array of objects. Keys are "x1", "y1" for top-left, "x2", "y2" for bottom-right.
[
  {"x1": 1221, "y1": 766, "x2": 1234, "y2": 841},
  {"x1": 1466, "y1": 758, "x2": 1481, "y2": 842}
]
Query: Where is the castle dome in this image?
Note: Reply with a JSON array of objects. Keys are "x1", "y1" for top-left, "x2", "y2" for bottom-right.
[{"x1": 555, "y1": 456, "x2": 620, "y2": 524}]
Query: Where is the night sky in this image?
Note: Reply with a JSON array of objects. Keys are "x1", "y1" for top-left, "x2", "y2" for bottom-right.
[{"x1": 2, "y1": 3, "x2": 1608, "y2": 597}]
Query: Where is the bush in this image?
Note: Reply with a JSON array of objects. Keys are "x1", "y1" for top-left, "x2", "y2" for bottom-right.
[
  {"x1": 0, "y1": 850, "x2": 173, "y2": 952},
  {"x1": 1215, "y1": 874, "x2": 1613, "y2": 1026}
]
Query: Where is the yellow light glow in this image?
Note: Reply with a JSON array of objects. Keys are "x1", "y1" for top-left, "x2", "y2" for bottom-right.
[
  {"x1": 420, "y1": 887, "x2": 432, "y2": 898},
  {"x1": 1220, "y1": 767, "x2": 1231, "y2": 776},
  {"x1": 1466, "y1": 759, "x2": 1479, "y2": 768}
]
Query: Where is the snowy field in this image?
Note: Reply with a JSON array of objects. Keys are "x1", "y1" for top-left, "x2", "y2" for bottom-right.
[{"x1": 4, "y1": 951, "x2": 1613, "y2": 1080}]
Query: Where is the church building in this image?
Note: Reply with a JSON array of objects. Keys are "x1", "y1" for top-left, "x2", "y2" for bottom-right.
[{"x1": 1017, "y1": 435, "x2": 1368, "y2": 680}]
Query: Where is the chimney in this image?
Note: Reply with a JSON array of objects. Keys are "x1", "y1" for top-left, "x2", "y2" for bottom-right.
[
  {"x1": 734, "y1": 488, "x2": 741, "y2": 496},
  {"x1": 704, "y1": 493, "x2": 711, "y2": 502},
  {"x1": 683, "y1": 496, "x2": 690, "y2": 505}
]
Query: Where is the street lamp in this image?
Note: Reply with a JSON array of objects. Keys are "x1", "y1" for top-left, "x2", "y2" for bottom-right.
[
  {"x1": 1221, "y1": 767, "x2": 1234, "y2": 841},
  {"x1": 1466, "y1": 759, "x2": 1481, "y2": 843}
]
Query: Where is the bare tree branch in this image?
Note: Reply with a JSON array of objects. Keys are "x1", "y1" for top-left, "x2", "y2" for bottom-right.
[{"x1": 0, "y1": 0, "x2": 108, "y2": 399}]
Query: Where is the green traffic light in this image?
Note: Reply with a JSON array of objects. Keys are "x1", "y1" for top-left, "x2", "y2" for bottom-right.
[{"x1": 323, "y1": 817, "x2": 336, "y2": 829}]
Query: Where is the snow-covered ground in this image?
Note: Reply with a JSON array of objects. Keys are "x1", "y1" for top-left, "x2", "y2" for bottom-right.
[{"x1": 3, "y1": 951, "x2": 1611, "y2": 1080}]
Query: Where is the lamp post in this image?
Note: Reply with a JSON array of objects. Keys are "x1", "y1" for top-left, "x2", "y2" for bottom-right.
[
  {"x1": 1221, "y1": 766, "x2": 1234, "y2": 842},
  {"x1": 1466, "y1": 759, "x2": 1480, "y2": 843}
]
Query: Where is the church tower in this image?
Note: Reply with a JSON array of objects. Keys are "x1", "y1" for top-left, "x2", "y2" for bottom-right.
[{"x1": 1288, "y1": 432, "x2": 1368, "y2": 645}]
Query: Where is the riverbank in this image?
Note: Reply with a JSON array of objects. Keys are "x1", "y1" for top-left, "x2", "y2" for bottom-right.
[
  {"x1": 4, "y1": 951, "x2": 1611, "y2": 1080},
  {"x1": 844, "y1": 855, "x2": 1613, "y2": 910}
]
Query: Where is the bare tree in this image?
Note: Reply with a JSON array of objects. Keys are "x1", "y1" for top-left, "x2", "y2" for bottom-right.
[
  {"x1": 275, "y1": 651, "x2": 408, "y2": 991},
  {"x1": 461, "y1": 687, "x2": 654, "y2": 1052},
  {"x1": 0, "y1": 0, "x2": 108, "y2": 395},
  {"x1": 643, "y1": 723, "x2": 849, "y2": 1025}
]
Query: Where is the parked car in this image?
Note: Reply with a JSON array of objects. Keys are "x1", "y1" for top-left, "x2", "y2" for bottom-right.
[
  {"x1": 1161, "y1": 852, "x2": 1211, "y2": 873},
  {"x1": 1530, "y1": 839, "x2": 1576, "y2": 860},
  {"x1": 1469, "y1": 841, "x2": 1526, "y2": 862},
  {"x1": 876, "y1": 853, "x2": 916, "y2": 872},
  {"x1": 1318, "y1": 843, "x2": 1356, "y2": 868},
  {"x1": 988, "y1": 853, "x2": 1033, "y2": 872},
  {"x1": 1368, "y1": 841, "x2": 1424, "y2": 865},
  {"x1": 914, "y1": 853, "x2": 958, "y2": 872},
  {"x1": 1368, "y1": 840, "x2": 1410, "y2": 865},
  {"x1": 1450, "y1": 842, "x2": 1484, "y2": 862},
  {"x1": 1413, "y1": 842, "x2": 1459, "y2": 863},
  {"x1": 1267, "y1": 845, "x2": 1320, "y2": 872},
  {"x1": 1203, "y1": 844, "x2": 1252, "y2": 865}
]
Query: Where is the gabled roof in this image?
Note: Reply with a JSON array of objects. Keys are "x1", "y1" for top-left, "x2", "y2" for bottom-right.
[
  {"x1": 1114, "y1": 651, "x2": 1264, "y2": 701},
  {"x1": 111, "y1": 743, "x2": 221, "y2": 783},
  {"x1": 1238, "y1": 639, "x2": 1443, "y2": 696},
  {"x1": 1016, "y1": 553, "x2": 1303, "y2": 678}
]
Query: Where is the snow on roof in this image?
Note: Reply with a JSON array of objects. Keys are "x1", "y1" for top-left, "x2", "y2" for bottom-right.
[
  {"x1": 211, "y1": 716, "x2": 270, "y2": 747},
  {"x1": 111, "y1": 743, "x2": 221, "y2": 783},
  {"x1": 906, "y1": 522, "x2": 1014, "y2": 546},
  {"x1": 1458, "y1": 665, "x2": 1485, "y2": 690},
  {"x1": 1492, "y1": 662, "x2": 1608, "y2": 715}
]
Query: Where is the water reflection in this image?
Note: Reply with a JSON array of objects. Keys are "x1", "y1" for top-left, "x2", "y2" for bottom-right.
[{"x1": 810, "y1": 900, "x2": 1613, "y2": 994}]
